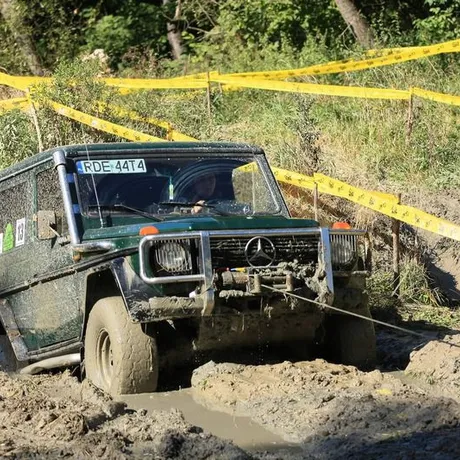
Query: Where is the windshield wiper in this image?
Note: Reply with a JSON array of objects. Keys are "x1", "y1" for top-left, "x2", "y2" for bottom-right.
[
  {"x1": 158, "y1": 201, "x2": 230, "y2": 216},
  {"x1": 88, "y1": 204, "x2": 164, "y2": 221}
]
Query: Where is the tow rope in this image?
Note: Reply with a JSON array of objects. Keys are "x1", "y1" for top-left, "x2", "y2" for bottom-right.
[{"x1": 261, "y1": 284, "x2": 459, "y2": 349}]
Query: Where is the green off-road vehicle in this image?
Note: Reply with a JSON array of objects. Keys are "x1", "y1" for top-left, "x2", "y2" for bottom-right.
[{"x1": 0, "y1": 142, "x2": 376, "y2": 394}]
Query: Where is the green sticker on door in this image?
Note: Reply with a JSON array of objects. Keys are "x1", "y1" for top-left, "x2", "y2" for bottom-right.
[{"x1": 3, "y1": 223, "x2": 14, "y2": 252}]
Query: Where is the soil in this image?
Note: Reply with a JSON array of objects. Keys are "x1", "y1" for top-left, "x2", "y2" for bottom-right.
[
  {"x1": 2, "y1": 329, "x2": 460, "y2": 459},
  {"x1": 406, "y1": 332, "x2": 460, "y2": 394},
  {"x1": 191, "y1": 358, "x2": 460, "y2": 459},
  {"x1": 0, "y1": 370, "x2": 249, "y2": 459}
]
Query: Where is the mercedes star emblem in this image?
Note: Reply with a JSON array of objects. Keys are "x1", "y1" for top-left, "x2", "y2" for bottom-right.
[{"x1": 244, "y1": 236, "x2": 276, "y2": 268}]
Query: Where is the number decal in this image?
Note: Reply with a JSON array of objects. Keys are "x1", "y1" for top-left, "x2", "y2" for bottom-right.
[{"x1": 15, "y1": 218, "x2": 26, "y2": 247}]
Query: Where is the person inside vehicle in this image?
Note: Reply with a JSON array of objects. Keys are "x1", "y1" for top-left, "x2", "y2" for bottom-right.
[{"x1": 190, "y1": 172, "x2": 217, "y2": 214}]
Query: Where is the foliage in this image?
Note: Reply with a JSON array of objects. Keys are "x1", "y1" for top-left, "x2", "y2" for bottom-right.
[
  {"x1": 82, "y1": 1, "x2": 169, "y2": 68},
  {"x1": 414, "y1": 0, "x2": 460, "y2": 43},
  {"x1": 2, "y1": 0, "x2": 460, "y2": 72},
  {"x1": 1, "y1": 0, "x2": 460, "y2": 309}
]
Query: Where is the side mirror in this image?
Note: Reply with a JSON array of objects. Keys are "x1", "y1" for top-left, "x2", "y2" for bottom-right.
[{"x1": 36, "y1": 210, "x2": 58, "y2": 240}]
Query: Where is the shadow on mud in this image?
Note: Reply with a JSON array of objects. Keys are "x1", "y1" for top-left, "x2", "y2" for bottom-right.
[
  {"x1": 375, "y1": 321, "x2": 460, "y2": 371},
  {"x1": 291, "y1": 428, "x2": 460, "y2": 460}
]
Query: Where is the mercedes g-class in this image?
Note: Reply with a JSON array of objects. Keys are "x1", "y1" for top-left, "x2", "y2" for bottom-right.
[{"x1": 0, "y1": 142, "x2": 375, "y2": 394}]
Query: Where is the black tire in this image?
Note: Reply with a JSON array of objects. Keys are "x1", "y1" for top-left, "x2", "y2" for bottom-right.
[
  {"x1": 327, "y1": 310, "x2": 377, "y2": 370},
  {"x1": 85, "y1": 296, "x2": 158, "y2": 395}
]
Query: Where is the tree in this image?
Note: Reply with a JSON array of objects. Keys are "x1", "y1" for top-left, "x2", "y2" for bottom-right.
[
  {"x1": 0, "y1": 0, "x2": 45, "y2": 74},
  {"x1": 334, "y1": 0, "x2": 374, "y2": 48},
  {"x1": 163, "y1": 0, "x2": 183, "y2": 59}
]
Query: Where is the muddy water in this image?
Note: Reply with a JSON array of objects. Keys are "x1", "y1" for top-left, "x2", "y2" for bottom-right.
[{"x1": 120, "y1": 388, "x2": 302, "y2": 453}]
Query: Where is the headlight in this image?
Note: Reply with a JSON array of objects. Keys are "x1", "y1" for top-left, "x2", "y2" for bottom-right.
[
  {"x1": 155, "y1": 241, "x2": 191, "y2": 273},
  {"x1": 330, "y1": 234, "x2": 357, "y2": 268}
]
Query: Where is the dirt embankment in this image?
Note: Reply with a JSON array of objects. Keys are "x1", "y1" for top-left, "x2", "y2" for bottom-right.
[
  {"x1": 0, "y1": 371, "x2": 248, "y2": 459},
  {"x1": 192, "y1": 359, "x2": 460, "y2": 459}
]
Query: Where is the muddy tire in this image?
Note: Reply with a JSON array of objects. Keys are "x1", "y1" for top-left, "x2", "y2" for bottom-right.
[
  {"x1": 85, "y1": 296, "x2": 158, "y2": 395},
  {"x1": 327, "y1": 311, "x2": 377, "y2": 370},
  {"x1": 0, "y1": 335, "x2": 18, "y2": 372}
]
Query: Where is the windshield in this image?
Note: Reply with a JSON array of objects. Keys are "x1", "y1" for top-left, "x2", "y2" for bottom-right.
[{"x1": 75, "y1": 154, "x2": 281, "y2": 219}]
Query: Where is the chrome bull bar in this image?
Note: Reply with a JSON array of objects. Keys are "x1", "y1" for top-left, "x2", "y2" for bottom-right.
[{"x1": 139, "y1": 227, "x2": 354, "y2": 315}]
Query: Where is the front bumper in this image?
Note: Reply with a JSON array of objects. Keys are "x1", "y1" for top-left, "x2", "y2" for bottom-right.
[{"x1": 138, "y1": 228, "x2": 366, "y2": 316}]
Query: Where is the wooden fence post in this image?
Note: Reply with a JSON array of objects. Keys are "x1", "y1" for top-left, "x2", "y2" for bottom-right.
[
  {"x1": 406, "y1": 93, "x2": 414, "y2": 144},
  {"x1": 313, "y1": 183, "x2": 319, "y2": 222},
  {"x1": 392, "y1": 193, "x2": 401, "y2": 297},
  {"x1": 206, "y1": 71, "x2": 212, "y2": 123}
]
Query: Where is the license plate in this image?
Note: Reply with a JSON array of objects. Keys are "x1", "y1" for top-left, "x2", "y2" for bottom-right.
[{"x1": 76, "y1": 159, "x2": 147, "y2": 174}]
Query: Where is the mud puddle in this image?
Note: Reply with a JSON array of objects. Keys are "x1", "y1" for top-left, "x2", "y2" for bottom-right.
[{"x1": 120, "y1": 388, "x2": 302, "y2": 454}]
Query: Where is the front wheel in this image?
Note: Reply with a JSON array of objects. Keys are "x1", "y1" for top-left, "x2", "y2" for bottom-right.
[{"x1": 85, "y1": 296, "x2": 158, "y2": 395}]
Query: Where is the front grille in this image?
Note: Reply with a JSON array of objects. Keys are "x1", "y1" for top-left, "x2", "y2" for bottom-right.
[{"x1": 210, "y1": 234, "x2": 320, "y2": 269}]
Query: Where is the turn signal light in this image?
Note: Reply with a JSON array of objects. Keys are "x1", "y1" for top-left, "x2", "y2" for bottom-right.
[
  {"x1": 332, "y1": 222, "x2": 351, "y2": 229},
  {"x1": 139, "y1": 226, "x2": 160, "y2": 236}
]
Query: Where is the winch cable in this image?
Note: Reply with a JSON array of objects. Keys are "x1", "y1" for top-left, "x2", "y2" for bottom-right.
[{"x1": 260, "y1": 284, "x2": 460, "y2": 349}]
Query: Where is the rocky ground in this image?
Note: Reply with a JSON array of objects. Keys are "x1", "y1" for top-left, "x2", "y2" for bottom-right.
[{"x1": 2, "y1": 328, "x2": 460, "y2": 459}]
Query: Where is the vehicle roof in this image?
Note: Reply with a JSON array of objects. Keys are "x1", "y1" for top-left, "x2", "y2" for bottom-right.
[{"x1": 0, "y1": 142, "x2": 265, "y2": 183}]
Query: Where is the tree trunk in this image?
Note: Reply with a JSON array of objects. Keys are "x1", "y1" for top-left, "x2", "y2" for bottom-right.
[
  {"x1": 334, "y1": 0, "x2": 375, "y2": 49},
  {"x1": 0, "y1": 0, "x2": 45, "y2": 75},
  {"x1": 162, "y1": 0, "x2": 183, "y2": 60}
]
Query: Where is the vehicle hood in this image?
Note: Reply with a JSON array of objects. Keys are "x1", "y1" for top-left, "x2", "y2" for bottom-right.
[{"x1": 82, "y1": 215, "x2": 319, "y2": 240}]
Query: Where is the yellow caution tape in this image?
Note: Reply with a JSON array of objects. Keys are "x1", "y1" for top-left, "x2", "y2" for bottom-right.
[
  {"x1": 213, "y1": 76, "x2": 411, "y2": 100},
  {"x1": 225, "y1": 38, "x2": 460, "y2": 79},
  {"x1": 98, "y1": 103, "x2": 197, "y2": 141},
  {"x1": 313, "y1": 173, "x2": 460, "y2": 241},
  {"x1": 0, "y1": 72, "x2": 51, "y2": 91},
  {"x1": 46, "y1": 99, "x2": 166, "y2": 142},
  {"x1": 0, "y1": 97, "x2": 31, "y2": 112},
  {"x1": 412, "y1": 87, "x2": 460, "y2": 107},
  {"x1": 273, "y1": 167, "x2": 400, "y2": 203},
  {"x1": 270, "y1": 166, "x2": 316, "y2": 189},
  {"x1": 0, "y1": 71, "x2": 208, "y2": 92},
  {"x1": 102, "y1": 76, "x2": 208, "y2": 90}
]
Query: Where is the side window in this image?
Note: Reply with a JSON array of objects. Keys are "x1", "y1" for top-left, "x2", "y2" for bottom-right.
[
  {"x1": 0, "y1": 182, "x2": 28, "y2": 252},
  {"x1": 36, "y1": 168, "x2": 68, "y2": 235}
]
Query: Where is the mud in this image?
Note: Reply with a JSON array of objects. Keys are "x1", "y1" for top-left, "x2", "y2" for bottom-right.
[
  {"x1": 3, "y1": 330, "x2": 460, "y2": 459},
  {"x1": 191, "y1": 359, "x2": 460, "y2": 459},
  {"x1": 121, "y1": 389, "x2": 302, "y2": 455},
  {"x1": 406, "y1": 332, "x2": 460, "y2": 395},
  {"x1": 0, "y1": 370, "x2": 249, "y2": 459}
]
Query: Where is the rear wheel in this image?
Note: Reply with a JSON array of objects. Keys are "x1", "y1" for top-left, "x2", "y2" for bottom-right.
[{"x1": 85, "y1": 296, "x2": 158, "y2": 395}]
